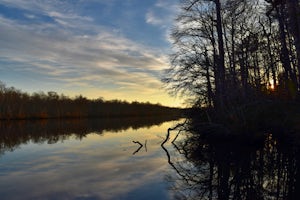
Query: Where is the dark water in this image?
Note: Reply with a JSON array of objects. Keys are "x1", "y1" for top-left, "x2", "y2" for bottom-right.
[
  {"x1": 163, "y1": 121, "x2": 300, "y2": 200},
  {"x1": 0, "y1": 118, "x2": 300, "y2": 200}
]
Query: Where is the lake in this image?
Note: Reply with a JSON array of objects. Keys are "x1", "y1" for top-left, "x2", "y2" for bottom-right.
[
  {"x1": 1, "y1": 117, "x2": 300, "y2": 200},
  {"x1": 0, "y1": 117, "x2": 186, "y2": 200}
]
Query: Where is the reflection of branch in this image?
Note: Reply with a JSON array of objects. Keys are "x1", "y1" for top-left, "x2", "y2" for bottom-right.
[
  {"x1": 161, "y1": 143, "x2": 180, "y2": 174},
  {"x1": 172, "y1": 130, "x2": 182, "y2": 144},
  {"x1": 161, "y1": 119, "x2": 188, "y2": 146},
  {"x1": 132, "y1": 141, "x2": 143, "y2": 155},
  {"x1": 161, "y1": 139, "x2": 190, "y2": 184},
  {"x1": 144, "y1": 140, "x2": 147, "y2": 152},
  {"x1": 161, "y1": 129, "x2": 171, "y2": 146},
  {"x1": 172, "y1": 139, "x2": 187, "y2": 157},
  {"x1": 161, "y1": 120, "x2": 190, "y2": 183}
]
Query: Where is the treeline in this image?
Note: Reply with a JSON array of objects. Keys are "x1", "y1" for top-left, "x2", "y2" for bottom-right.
[
  {"x1": 165, "y1": 0, "x2": 300, "y2": 111},
  {"x1": 0, "y1": 81, "x2": 181, "y2": 120}
]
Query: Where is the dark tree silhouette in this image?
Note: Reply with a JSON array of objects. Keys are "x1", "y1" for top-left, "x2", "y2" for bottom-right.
[
  {"x1": 0, "y1": 81, "x2": 182, "y2": 120},
  {"x1": 164, "y1": 0, "x2": 300, "y2": 115}
]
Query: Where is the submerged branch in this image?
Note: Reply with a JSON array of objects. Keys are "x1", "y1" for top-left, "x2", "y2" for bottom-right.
[
  {"x1": 161, "y1": 119, "x2": 188, "y2": 146},
  {"x1": 132, "y1": 140, "x2": 149, "y2": 155},
  {"x1": 132, "y1": 141, "x2": 143, "y2": 155}
]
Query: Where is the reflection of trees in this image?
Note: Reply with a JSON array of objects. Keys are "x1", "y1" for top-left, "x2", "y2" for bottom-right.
[
  {"x1": 0, "y1": 115, "x2": 180, "y2": 156},
  {"x1": 163, "y1": 122, "x2": 300, "y2": 200}
]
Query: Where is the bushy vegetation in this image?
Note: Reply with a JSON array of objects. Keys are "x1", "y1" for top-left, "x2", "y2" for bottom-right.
[{"x1": 0, "y1": 81, "x2": 182, "y2": 120}]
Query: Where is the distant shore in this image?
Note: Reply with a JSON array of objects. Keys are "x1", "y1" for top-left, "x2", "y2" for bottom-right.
[{"x1": 0, "y1": 82, "x2": 183, "y2": 120}]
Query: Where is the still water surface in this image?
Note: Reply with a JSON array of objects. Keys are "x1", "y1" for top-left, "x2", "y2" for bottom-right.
[
  {"x1": 0, "y1": 117, "x2": 185, "y2": 200},
  {"x1": 1, "y1": 117, "x2": 300, "y2": 200}
]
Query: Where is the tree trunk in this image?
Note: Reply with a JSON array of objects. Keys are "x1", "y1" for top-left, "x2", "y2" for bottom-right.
[
  {"x1": 286, "y1": 0, "x2": 300, "y2": 88},
  {"x1": 276, "y1": 5, "x2": 295, "y2": 83},
  {"x1": 261, "y1": 18, "x2": 277, "y2": 87},
  {"x1": 204, "y1": 48, "x2": 213, "y2": 107},
  {"x1": 215, "y1": 0, "x2": 226, "y2": 109}
]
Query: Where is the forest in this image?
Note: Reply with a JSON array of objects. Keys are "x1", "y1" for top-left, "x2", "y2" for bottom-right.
[
  {"x1": 0, "y1": 81, "x2": 182, "y2": 120},
  {"x1": 164, "y1": 0, "x2": 300, "y2": 127},
  {"x1": 162, "y1": 121, "x2": 300, "y2": 199},
  {"x1": 160, "y1": 1, "x2": 300, "y2": 198}
]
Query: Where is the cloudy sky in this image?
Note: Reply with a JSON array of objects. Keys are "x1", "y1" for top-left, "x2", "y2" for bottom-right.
[{"x1": 0, "y1": 0, "x2": 182, "y2": 107}]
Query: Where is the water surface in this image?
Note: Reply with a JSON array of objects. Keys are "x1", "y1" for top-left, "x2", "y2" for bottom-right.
[
  {"x1": 1, "y1": 118, "x2": 300, "y2": 200},
  {"x1": 0, "y1": 117, "x2": 184, "y2": 200}
]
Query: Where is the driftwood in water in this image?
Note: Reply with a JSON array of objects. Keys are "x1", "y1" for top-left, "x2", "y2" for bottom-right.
[
  {"x1": 132, "y1": 140, "x2": 147, "y2": 155},
  {"x1": 161, "y1": 119, "x2": 188, "y2": 146}
]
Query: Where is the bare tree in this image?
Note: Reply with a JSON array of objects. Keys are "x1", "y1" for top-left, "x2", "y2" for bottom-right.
[{"x1": 165, "y1": 0, "x2": 300, "y2": 111}]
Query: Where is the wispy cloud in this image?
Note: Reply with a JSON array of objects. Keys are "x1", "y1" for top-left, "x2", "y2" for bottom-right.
[
  {"x1": 0, "y1": 0, "x2": 182, "y2": 106},
  {"x1": 145, "y1": 0, "x2": 179, "y2": 27}
]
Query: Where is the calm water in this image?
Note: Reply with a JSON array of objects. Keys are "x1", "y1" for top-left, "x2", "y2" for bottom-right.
[
  {"x1": 0, "y1": 117, "x2": 186, "y2": 200},
  {"x1": 1, "y1": 118, "x2": 300, "y2": 200}
]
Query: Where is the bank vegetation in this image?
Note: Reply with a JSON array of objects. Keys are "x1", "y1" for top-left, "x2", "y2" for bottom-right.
[
  {"x1": 164, "y1": 0, "x2": 300, "y2": 129},
  {"x1": 0, "y1": 81, "x2": 181, "y2": 120}
]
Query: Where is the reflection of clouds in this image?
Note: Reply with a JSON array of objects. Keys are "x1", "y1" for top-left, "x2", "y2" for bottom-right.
[
  {"x1": 91, "y1": 159, "x2": 167, "y2": 199},
  {"x1": 0, "y1": 121, "x2": 179, "y2": 199}
]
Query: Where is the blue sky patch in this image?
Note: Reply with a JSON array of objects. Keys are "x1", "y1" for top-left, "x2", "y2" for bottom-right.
[{"x1": 0, "y1": 0, "x2": 182, "y2": 106}]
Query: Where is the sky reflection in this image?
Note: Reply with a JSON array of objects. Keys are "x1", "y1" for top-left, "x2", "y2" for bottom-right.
[{"x1": 0, "y1": 119, "x2": 182, "y2": 200}]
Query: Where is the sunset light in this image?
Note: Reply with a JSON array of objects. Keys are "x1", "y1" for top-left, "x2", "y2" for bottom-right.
[
  {"x1": 1, "y1": 0, "x2": 300, "y2": 199},
  {"x1": 0, "y1": 0, "x2": 181, "y2": 107},
  {"x1": 269, "y1": 80, "x2": 275, "y2": 90}
]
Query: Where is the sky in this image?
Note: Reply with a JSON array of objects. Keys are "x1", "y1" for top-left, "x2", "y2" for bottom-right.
[{"x1": 0, "y1": 0, "x2": 182, "y2": 107}]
